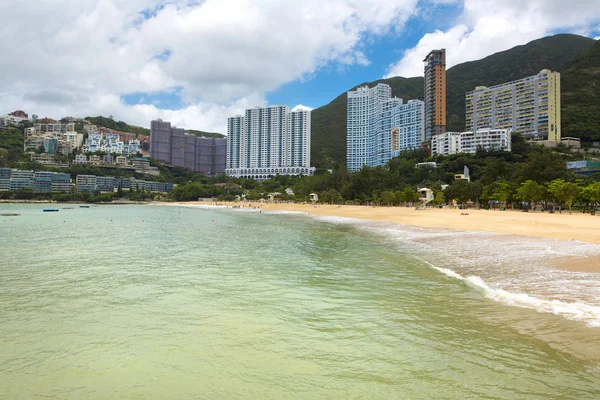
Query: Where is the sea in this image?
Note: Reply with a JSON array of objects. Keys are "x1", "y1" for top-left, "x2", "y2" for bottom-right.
[{"x1": 1, "y1": 203, "x2": 600, "y2": 399}]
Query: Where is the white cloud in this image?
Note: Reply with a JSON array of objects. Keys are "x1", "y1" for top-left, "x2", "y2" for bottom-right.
[
  {"x1": 0, "y1": 0, "x2": 419, "y2": 132},
  {"x1": 292, "y1": 104, "x2": 314, "y2": 112},
  {"x1": 385, "y1": 0, "x2": 600, "y2": 78},
  {"x1": 595, "y1": 36, "x2": 600, "y2": 40}
]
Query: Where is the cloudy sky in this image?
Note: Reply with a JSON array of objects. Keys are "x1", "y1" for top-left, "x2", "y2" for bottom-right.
[{"x1": 0, "y1": 0, "x2": 598, "y2": 133}]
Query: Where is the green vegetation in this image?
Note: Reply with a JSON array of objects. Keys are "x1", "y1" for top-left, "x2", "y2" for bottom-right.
[
  {"x1": 0, "y1": 188, "x2": 159, "y2": 203},
  {"x1": 0, "y1": 127, "x2": 24, "y2": 166},
  {"x1": 84, "y1": 116, "x2": 150, "y2": 136},
  {"x1": 561, "y1": 40, "x2": 600, "y2": 144},
  {"x1": 516, "y1": 180, "x2": 545, "y2": 211},
  {"x1": 170, "y1": 182, "x2": 242, "y2": 201},
  {"x1": 547, "y1": 179, "x2": 580, "y2": 213},
  {"x1": 311, "y1": 34, "x2": 597, "y2": 168},
  {"x1": 185, "y1": 129, "x2": 225, "y2": 139},
  {"x1": 84, "y1": 117, "x2": 226, "y2": 139}
]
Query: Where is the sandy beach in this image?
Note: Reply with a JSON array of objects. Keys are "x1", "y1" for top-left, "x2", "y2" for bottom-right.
[{"x1": 171, "y1": 201, "x2": 600, "y2": 273}]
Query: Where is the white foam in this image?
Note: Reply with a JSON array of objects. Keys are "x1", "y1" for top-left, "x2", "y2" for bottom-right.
[
  {"x1": 308, "y1": 213, "x2": 600, "y2": 329},
  {"x1": 419, "y1": 258, "x2": 600, "y2": 328},
  {"x1": 263, "y1": 210, "x2": 310, "y2": 216}
]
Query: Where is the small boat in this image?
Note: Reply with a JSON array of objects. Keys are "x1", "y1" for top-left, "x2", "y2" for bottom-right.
[
  {"x1": 62, "y1": 207, "x2": 74, "y2": 210},
  {"x1": 79, "y1": 206, "x2": 90, "y2": 208},
  {"x1": 0, "y1": 213, "x2": 20, "y2": 216},
  {"x1": 43, "y1": 209, "x2": 60, "y2": 212}
]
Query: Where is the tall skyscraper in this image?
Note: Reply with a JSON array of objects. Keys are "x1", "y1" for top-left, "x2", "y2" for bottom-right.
[
  {"x1": 423, "y1": 49, "x2": 446, "y2": 141},
  {"x1": 346, "y1": 84, "x2": 424, "y2": 172},
  {"x1": 465, "y1": 69, "x2": 561, "y2": 141},
  {"x1": 226, "y1": 106, "x2": 314, "y2": 181},
  {"x1": 150, "y1": 119, "x2": 226, "y2": 175}
]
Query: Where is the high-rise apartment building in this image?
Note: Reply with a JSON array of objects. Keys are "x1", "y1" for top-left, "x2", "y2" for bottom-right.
[
  {"x1": 226, "y1": 106, "x2": 314, "y2": 181},
  {"x1": 347, "y1": 84, "x2": 424, "y2": 172},
  {"x1": 423, "y1": 49, "x2": 446, "y2": 141},
  {"x1": 465, "y1": 70, "x2": 561, "y2": 141},
  {"x1": 150, "y1": 119, "x2": 226, "y2": 175}
]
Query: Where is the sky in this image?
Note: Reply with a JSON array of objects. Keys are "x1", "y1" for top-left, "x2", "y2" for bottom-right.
[{"x1": 0, "y1": 0, "x2": 598, "y2": 134}]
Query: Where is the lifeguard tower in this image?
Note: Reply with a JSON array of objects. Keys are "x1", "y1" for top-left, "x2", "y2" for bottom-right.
[
  {"x1": 309, "y1": 193, "x2": 318, "y2": 204},
  {"x1": 416, "y1": 188, "x2": 434, "y2": 210}
]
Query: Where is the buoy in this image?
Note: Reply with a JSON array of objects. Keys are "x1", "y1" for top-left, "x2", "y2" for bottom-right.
[
  {"x1": 142, "y1": 220, "x2": 145, "y2": 222},
  {"x1": 212, "y1": 220, "x2": 214, "y2": 222}
]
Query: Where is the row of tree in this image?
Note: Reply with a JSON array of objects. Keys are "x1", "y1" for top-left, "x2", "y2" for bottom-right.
[{"x1": 443, "y1": 178, "x2": 600, "y2": 213}]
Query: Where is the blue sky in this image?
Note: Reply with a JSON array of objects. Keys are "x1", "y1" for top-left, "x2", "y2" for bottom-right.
[{"x1": 1, "y1": 0, "x2": 599, "y2": 132}]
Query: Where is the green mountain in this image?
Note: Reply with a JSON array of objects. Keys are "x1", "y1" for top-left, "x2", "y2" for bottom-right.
[
  {"x1": 311, "y1": 34, "x2": 597, "y2": 168},
  {"x1": 561, "y1": 39, "x2": 600, "y2": 143}
]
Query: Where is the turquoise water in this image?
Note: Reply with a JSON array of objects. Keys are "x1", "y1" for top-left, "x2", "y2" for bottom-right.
[{"x1": 1, "y1": 204, "x2": 599, "y2": 399}]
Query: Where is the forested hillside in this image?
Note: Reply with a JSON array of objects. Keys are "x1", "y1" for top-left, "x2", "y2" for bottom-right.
[{"x1": 561, "y1": 40, "x2": 600, "y2": 143}]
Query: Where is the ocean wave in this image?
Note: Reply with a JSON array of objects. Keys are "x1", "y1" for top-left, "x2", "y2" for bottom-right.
[
  {"x1": 421, "y1": 258, "x2": 600, "y2": 328},
  {"x1": 309, "y1": 213, "x2": 600, "y2": 329},
  {"x1": 262, "y1": 210, "x2": 310, "y2": 216}
]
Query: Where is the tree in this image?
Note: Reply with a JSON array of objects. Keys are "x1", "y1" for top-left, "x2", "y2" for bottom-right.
[
  {"x1": 580, "y1": 182, "x2": 600, "y2": 213},
  {"x1": 380, "y1": 190, "x2": 395, "y2": 206},
  {"x1": 324, "y1": 189, "x2": 342, "y2": 204},
  {"x1": 470, "y1": 181, "x2": 483, "y2": 208},
  {"x1": 562, "y1": 182, "x2": 580, "y2": 214},
  {"x1": 0, "y1": 148, "x2": 8, "y2": 167},
  {"x1": 245, "y1": 190, "x2": 262, "y2": 201},
  {"x1": 170, "y1": 183, "x2": 207, "y2": 201},
  {"x1": 433, "y1": 190, "x2": 445, "y2": 207},
  {"x1": 401, "y1": 187, "x2": 419, "y2": 206},
  {"x1": 491, "y1": 181, "x2": 512, "y2": 210},
  {"x1": 445, "y1": 180, "x2": 474, "y2": 208},
  {"x1": 514, "y1": 147, "x2": 568, "y2": 184},
  {"x1": 548, "y1": 179, "x2": 580, "y2": 214},
  {"x1": 516, "y1": 180, "x2": 544, "y2": 211}
]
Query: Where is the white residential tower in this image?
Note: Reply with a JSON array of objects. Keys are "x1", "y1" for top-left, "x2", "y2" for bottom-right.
[{"x1": 226, "y1": 106, "x2": 314, "y2": 181}]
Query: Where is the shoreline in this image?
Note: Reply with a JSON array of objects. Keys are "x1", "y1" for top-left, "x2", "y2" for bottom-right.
[
  {"x1": 167, "y1": 201, "x2": 600, "y2": 273},
  {"x1": 173, "y1": 201, "x2": 600, "y2": 245},
  {"x1": 7, "y1": 200, "x2": 599, "y2": 272}
]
